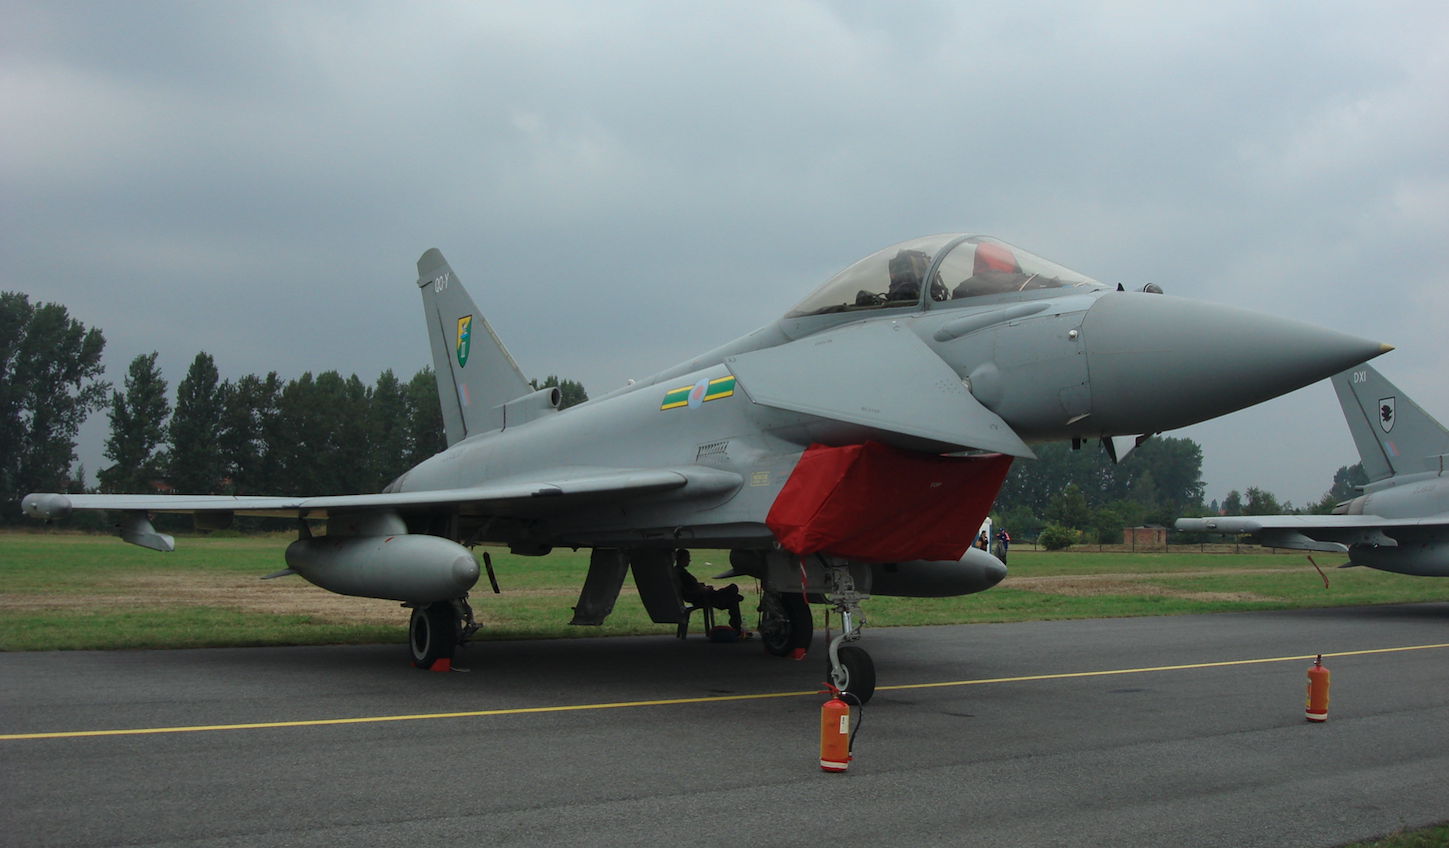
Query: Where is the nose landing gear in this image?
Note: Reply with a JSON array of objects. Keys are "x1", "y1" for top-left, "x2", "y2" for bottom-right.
[{"x1": 824, "y1": 565, "x2": 875, "y2": 704}]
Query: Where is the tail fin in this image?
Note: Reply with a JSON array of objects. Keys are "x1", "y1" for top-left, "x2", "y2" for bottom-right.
[
  {"x1": 416, "y1": 249, "x2": 532, "y2": 445},
  {"x1": 1331, "y1": 362, "x2": 1449, "y2": 482}
]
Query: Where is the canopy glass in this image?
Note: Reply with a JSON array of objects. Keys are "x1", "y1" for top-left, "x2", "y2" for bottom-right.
[{"x1": 785, "y1": 235, "x2": 1103, "y2": 319}]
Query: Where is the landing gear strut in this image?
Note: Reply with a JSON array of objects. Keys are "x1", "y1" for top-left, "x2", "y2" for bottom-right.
[
  {"x1": 408, "y1": 596, "x2": 478, "y2": 668},
  {"x1": 824, "y1": 565, "x2": 875, "y2": 704}
]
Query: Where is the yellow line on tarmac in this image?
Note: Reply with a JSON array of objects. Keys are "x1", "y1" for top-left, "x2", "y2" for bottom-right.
[
  {"x1": 0, "y1": 689, "x2": 820, "y2": 741},
  {"x1": 876, "y1": 641, "x2": 1449, "y2": 692},
  {"x1": 5, "y1": 642, "x2": 1448, "y2": 742}
]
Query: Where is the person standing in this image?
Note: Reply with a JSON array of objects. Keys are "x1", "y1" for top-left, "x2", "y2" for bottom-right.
[{"x1": 993, "y1": 528, "x2": 1011, "y2": 563}]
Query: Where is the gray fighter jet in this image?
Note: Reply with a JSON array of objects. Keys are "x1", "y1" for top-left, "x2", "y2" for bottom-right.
[
  {"x1": 1177, "y1": 362, "x2": 1449, "y2": 577},
  {"x1": 23, "y1": 234, "x2": 1389, "y2": 701}
]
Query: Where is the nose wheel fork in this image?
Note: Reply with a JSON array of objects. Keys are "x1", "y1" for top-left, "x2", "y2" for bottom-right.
[{"x1": 824, "y1": 565, "x2": 876, "y2": 704}]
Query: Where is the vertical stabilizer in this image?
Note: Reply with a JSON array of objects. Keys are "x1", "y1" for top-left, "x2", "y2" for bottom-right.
[
  {"x1": 416, "y1": 249, "x2": 532, "y2": 445},
  {"x1": 1331, "y1": 363, "x2": 1449, "y2": 481}
]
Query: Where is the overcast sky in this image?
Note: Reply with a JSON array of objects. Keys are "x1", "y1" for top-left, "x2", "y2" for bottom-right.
[{"x1": 3, "y1": 1, "x2": 1446, "y2": 507}]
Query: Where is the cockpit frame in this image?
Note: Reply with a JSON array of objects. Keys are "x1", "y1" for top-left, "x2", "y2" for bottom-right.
[{"x1": 782, "y1": 234, "x2": 1103, "y2": 324}]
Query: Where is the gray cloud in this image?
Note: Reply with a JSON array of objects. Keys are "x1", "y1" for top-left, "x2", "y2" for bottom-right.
[{"x1": 2, "y1": 0, "x2": 1445, "y2": 505}]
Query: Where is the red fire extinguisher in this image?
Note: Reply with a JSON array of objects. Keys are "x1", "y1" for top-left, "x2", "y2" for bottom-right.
[
  {"x1": 1305, "y1": 654, "x2": 1330, "y2": 722},
  {"x1": 820, "y1": 689, "x2": 852, "y2": 772}
]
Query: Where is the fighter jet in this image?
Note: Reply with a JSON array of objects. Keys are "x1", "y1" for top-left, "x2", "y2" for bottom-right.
[
  {"x1": 23, "y1": 234, "x2": 1389, "y2": 701},
  {"x1": 1177, "y1": 362, "x2": 1449, "y2": 577}
]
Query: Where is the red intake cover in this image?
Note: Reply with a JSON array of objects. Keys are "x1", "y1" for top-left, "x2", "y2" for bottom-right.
[{"x1": 765, "y1": 441, "x2": 1013, "y2": 562}]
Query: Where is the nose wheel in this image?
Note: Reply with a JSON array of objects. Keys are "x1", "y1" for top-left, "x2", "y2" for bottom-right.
[{"x1": 829, "y1": 644, "x2": 876, "y2": 704}]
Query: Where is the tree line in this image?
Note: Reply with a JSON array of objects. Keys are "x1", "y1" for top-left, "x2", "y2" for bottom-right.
[
  {"x1": 0, "y1": 293, "x2": 107, "y2": 523},
  {"x1": 1212, "y1": 462, "x2": 1367, "y2": 518},
  {"x1": 989, "y1": 434, "x2": 1369, "y2": 547},
  {"x1": 988, "y1": 436, "x2": 1210, "y2": 544},
  {"x1": 101, "y1": 354, "x2": 590, "y2": 497},
  {"x1": 102, "y1": 351, "x2": 450, "y2": 497},
  {"x1": 0, "y1": 292, "x2": 590, "y2": 522}
]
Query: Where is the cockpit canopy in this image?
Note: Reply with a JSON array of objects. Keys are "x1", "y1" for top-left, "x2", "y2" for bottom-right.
[{"x1": 785, "y1": 234, "x2": 1103, "y2": 319}]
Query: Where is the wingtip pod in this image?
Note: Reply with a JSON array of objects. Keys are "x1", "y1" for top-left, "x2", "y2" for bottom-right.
[{"x1": 21, "y1": 493, "x2": 71, "y2": 521}]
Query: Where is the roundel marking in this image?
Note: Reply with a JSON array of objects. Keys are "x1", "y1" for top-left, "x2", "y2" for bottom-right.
[{"x1": 687, "y1": 379, "x2": 710, "y2": 409}]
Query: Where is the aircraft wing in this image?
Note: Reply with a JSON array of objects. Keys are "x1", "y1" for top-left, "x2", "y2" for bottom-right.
[
  {"x1": 1175, "y1": 513, "x2": 1448, "y2": 552},
  {"x1": 724, "y1": 320, "x2": 1036, "y2": 457},
  {"x1": 23, "y1": 466, "x2": 742, "y2": 521}
]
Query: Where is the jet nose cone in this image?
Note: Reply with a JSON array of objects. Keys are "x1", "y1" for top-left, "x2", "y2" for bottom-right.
[{"x1": 1082, "y1": 292, "x2": 1389, "y2": 434}]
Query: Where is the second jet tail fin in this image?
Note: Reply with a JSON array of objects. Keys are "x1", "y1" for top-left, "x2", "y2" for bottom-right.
[
  {"x1": 1331, "y1": 363, "x2": 1449, "y2": 482},
  {"x1": 416, "y1": 249, "x2": 532, "y2": 445}
]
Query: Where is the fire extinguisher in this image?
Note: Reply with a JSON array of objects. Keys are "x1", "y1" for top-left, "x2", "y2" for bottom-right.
[
  {"x1": 1305, "y1": 654, "x2": 1330, "y2": 722},
  {"x1": 820, "y1": 689, "x2": 852, "y2": 772}
]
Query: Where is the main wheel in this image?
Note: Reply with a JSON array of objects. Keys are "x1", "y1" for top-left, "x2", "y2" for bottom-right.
[
  {"x1": 758, "y1": 591, "x2": 813, "y2": 657},
  {"x1": 832, "y1": 645, "x2": 876, "y2": 704},
  {"x1": 409, "y1": 602, "x2": 458, "y2": 668}
]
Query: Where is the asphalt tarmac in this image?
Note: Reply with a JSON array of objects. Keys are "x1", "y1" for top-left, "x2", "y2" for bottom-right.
[{"x1": 4, "y1": 603, "x2": 1448, "y2": 847}]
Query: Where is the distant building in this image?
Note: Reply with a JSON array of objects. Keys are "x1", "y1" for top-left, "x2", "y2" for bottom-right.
[{"x1": 1123, "y1": 525, "x2": 1167, "y2": 549}]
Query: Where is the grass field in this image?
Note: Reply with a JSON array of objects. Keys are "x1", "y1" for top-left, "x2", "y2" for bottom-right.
[
  {"x1": 4, "y1": 529, "x2": 1449, "y2": 652},
  {"x1": 1345, "y1": 824, "x2": 1449, "y2": 848}
]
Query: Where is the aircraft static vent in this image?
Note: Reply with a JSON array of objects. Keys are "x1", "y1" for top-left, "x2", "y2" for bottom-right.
[{"x1": 695, "y1": 440, "x2": 730, "y2": 466}]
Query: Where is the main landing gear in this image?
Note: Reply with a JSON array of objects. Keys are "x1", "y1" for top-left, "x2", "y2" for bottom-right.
[
  {"x1": 758, "y1": 590, "x2": 813, "y2": 658},
  {"x1": 408, "y1": 597, "x2": 478, "y2": 669}
]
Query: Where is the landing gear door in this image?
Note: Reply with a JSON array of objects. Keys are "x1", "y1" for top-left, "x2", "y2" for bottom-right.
[{"x1": 763, "y1": 551, "x2": 871, "y2": 599}]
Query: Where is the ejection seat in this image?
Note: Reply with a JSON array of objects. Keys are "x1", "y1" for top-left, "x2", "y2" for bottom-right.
[{"x1": 951, "y1": 241, "x2": 1026, "y2": 299}]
